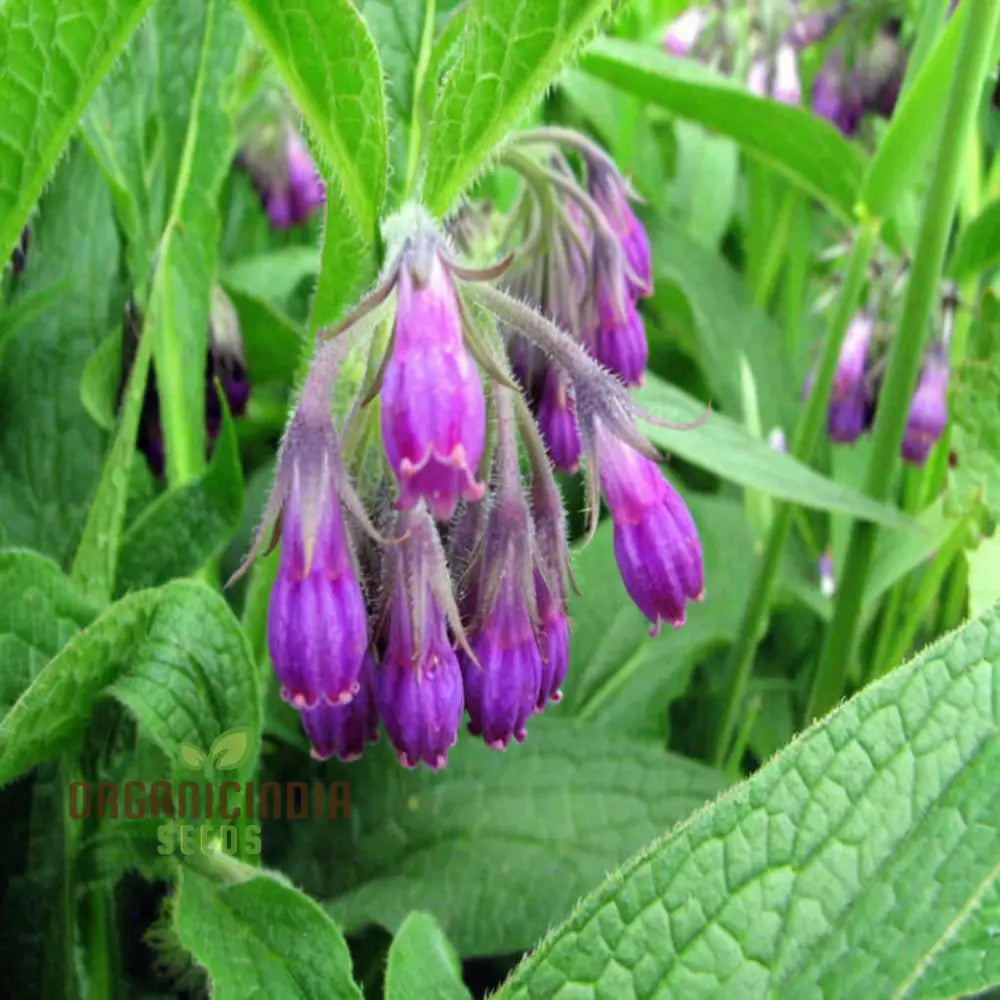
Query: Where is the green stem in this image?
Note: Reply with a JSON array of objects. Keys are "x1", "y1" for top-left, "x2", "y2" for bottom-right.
[
  {"x1": 876, "y1": 520, "x2": 968, "y2": 676},
  {"x1": 752, "y1": 188, "x2": 799, "y2": 310},
  {"x1": 711, "y1": 223, "x2": 877, "y2": 766},
  {"x1": 899, "y1": 0, "x2": 953, "y2": 101},
  {"x1": 804, "y1": 0, "x2": 1000, "y2": 721},
  {"x1": 403, "y1": 0, "x2": 437, "y2": 200}
]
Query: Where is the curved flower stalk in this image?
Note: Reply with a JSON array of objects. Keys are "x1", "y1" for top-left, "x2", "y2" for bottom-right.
[{"x1": 234, "y1": 130, "x2": 705, "y2": 767}]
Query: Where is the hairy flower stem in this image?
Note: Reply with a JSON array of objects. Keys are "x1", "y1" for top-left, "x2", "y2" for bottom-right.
[
  {"x1": 805, "y1": 0, "x2": 1000, "y2": 723},
  {"x1": 712, "y1": 222, "x2": 877, "y2": 767}
]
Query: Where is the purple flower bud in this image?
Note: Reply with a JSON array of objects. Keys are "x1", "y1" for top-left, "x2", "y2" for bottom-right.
[
  {"x1": 587, "y1": 162, "x2": 652, "y2": 298},
  {"x1": 818, "y1": 551, "x2": 836, "y2": 597},
  {"x1": 768, "y1": 427, "x2": 788, "y2": 453},
  {"x1": 828, "y1": 312, "x2": 875, "y2": 444},
  {"x1": 240, "y1": 125, "x2": 325, "y2": 230},
  {"x1": 773, "y1": 44, "x2": 802, "y2": 105},
  {"x1": 300, "y1": 655, "x2": 379, "y2": 761},
  {"x1": 267, "y1": 456, "x2": 368, "y2": 709},
  {"x1": 901, "y1": 345, "x2": 949, "y2": 465},
  {"x1": 460, "y1": 392, "x2": 543, "y2": 747},
  {"x1": 596, "y1": 423, "x2": 704, "y2": 633},
  {"x1": 536, "y1": 366, "x2": 581, "y2": 472},
  {"x1": 209, "y1": 286, "x2": 250, "y2": 418},
  {"x1": 789, "y1": 8, "x2": 844, "y2": 50},
  {"x1": 592, "y1": 265, "x2": 649, "y2": 386},
  {"x1": 285, "y1": 132, "x2": 326, "y2": 223},
  {"x1": 812, "y1": 67, "x2": 864, "y2": 136},
  {"x1": 663, "y1": 7, "x2": 708, "y2": 57},
  {"x1": 461, "y1": 572, "x2": 542, "y2": 748},
  {"x1": 374, "y1": 508, "x2": 465, "y2": 770},
  {"x1": 381, "y1": 243, "x2": 487, "y2": 520},
  {"x1": 535, "y1": 571, "x2": 569, "y2": 708}
]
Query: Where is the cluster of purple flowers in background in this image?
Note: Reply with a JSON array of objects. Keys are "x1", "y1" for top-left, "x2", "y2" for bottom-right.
[
  {"x1": 236, "y1": 133, "x2": 705, "y2": 770},
  {"x1": 236, "y1": 115, "x2": 325, "y2": 230},
  {"x1": 663, "y1": 3, "x2": 905, "y2": 133},
  {"x1": 807, "y1": 309, "x2": 951, "y2": 466}
]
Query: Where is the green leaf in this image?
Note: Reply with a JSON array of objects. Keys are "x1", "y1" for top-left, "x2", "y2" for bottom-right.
[
  {"x1": 499, "y1": 604, "x2": 1000, "y2": 999},
  {"x1": 422, "y1": 0, "x2": 617, "y2": 217},
  {"x1": 307, "y1": 718, "x2": 725, "y2": 956},
  {"x1": 145, "y1": 0, "x2": 243, "y2": 486},
  {"x1": 580, "y1": 38, "x2": 865, "y2": 222},
  {"x1": 949, "y1": 198, "x2": 1000, "y2": 280},
  {"x1": 223, "y1": 247, "x2": 319, "y2": 309},
  {"x1": 385, "y1": 912, "x2": 472, "y2": 1000},
  {"x1": 0, "y1": 551, "x2": 99, "y2": 716},
  {"x1": 233, "y1": 0, "x2": 388, "y2": 242},
  {"x1": 223, "y1": 286, "x2": 306, "y2": 384},
  {"x1": 0, "y1": 148, "x2": 119, "y2": 565},
  {"x1": 70, "y1": 321, "x2": 153, "y2": 601},
  {"x1": 173, "y1": 865, "x2": 363, "y2": 1000},
  {"x1": 114, "y1": 397, "x2": 244, "y2": 594},
  {"x1": 637, "y1": 375, "x2": 913, "y2": 527},
  {"x1": 968, "y1": 533, "x2": 1000, "y2": 618},
  {"x1": 0, "y1": 580, "x2": 261, "y2": 786},
  {"x1": 0, "y1": 0, "x2": 154, "y2": 263},
  {"x1": 80, "y1": 327, "x2": 123, "y2": 432},
  {"x1": 860, "y1": 0, "x2": 968, "y2": 222},
  {"x1": 650, "y1": 216, "x2": 796, "y2": 432}
]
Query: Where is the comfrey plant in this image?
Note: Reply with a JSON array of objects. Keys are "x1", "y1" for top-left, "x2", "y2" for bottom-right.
[{"x1": 232, "y1": 136, "x2": 704, "y2": 769}]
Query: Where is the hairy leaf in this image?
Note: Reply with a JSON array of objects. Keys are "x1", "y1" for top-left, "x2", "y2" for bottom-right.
[
  {"x1": 0, "y1": 0, "x2": 153, "y2": 262},
  {"x1": 500, "y1": 604, "x2": 1000, "y2": 999},
  {"x1": 423, "y1": 0, "x2": 617, "y2": 216},
  {"x1": 303, "y1": 718, "x2": 726, "y2": 956},
  {"x1": 174, "y1": 864, "x2": 363, "y2": 1000},
  {"x1": 385, "y1": 912, "x2": 472, "y2": 1000}
]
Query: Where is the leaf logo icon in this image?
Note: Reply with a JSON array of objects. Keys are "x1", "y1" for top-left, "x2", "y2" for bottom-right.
[
  {"x1": 179, "y1": 744, "x2": 208, "y2": 770},
  {"x1": 209, "y1": 728, "x2": 250, "y2": 770}
]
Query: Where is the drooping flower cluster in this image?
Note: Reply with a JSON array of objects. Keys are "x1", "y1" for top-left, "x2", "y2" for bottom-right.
[
  {"x1": 235, "y1": 133, "x2": 705, "y2": 769},
  {"x1": 805, "y1": 303, "x2": 951, "y2": 466},
  {"x1": 133, "y1": 286, "x2": 251, "y2": 477}
]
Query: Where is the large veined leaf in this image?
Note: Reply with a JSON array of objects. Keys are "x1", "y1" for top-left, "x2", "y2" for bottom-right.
[
  {"x1": 499, "y1": 603, "x2": 1000, "y2": 999},
  {"x1": 0, "y1": 551, "x2": 98, "y2": 717},
  {"x1": 0, "y1": 0, "x2": 154, "y2": 262},
  {"x1": 299, "y1": 718, "x2": 726, "y2": 956},
  {"x1": 174, "y1": 864, "x2": 363, "y2": 1000},
  {"x1": 637, "y1": 375, "x2": 912, "y2": 527},
  {"x1": 422, "y1": 0, "x2": 617, "y2": 217},
  {"x1": 0, "y1": 150, "x2": 119, "y2": 564},
  {"x1": 233, "y1": 0, "x2": 388, "y2": 329},
  {"x1": 580, "y1": 38, "x2": 865, "y2": 223},
  {"x1": 0, "y1": 580, "x2": 261, "y2": 787}
]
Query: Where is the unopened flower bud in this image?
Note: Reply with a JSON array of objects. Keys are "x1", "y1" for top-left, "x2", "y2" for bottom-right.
[
  {"x1": 381, "y1": 238, "x2": 487, "y2": 520},
  {"x1": 267, "y1": 436, "x2": 368, "y2": 708},
  {"x1": 374, "y1": 507, "x2": 465, "y2": 769},
  {"x1": 596, "y1": 423, "x2": 704, "y2": 633},
  {"x1": 536, "y1": 366, "x2": 582, "y2": 472},
  {"x1": 773, "y1": 44, "x2": 802, "y2": 105},
  {"x1": 587, "y1": 162, "x2": 652, "y2": 298},
  {"x1": 301, "y1": 656, "x2": 379, "y2": 761},
  {"x1": 828, "y1": 312, "x2": 875, "y2": 443},
  {"x1": 901, "y1": 345, "x2": 949, "y2": 465}
]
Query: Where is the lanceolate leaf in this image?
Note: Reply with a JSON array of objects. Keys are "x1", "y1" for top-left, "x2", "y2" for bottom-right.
[
  {"x1": 581, "y1": 38, "x2": 865, "y2": 222},
  {"x1": 145, "y1": 0, "x2": 243, "y2": 486},
  {"x1": 499, "y1": 604, "x2": 1000, "y2": 1000},
  {"x1": 0, "y1": 580, "x2": 261, "y2": 786},
  {"x1": 637, "y1": 375, "x2": 913, "y2": 527},
  {"x1": 0, "y1": 0, "x2": 154, "y2": 263},
  {"x1": 422, "y1": 0, "x2": 617, "y2": 217},
  {"x1": 308, "y1": 718, "x2": 726, "y2": 956},
  {"x1": 949, "y1": 197, "x2": 1000, "y2": 279},
  {"x1": 174, "y1": 865, "x2": 363, "y2": 1000}
]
